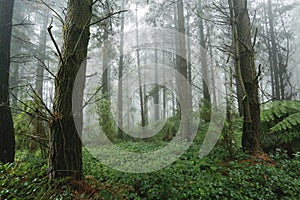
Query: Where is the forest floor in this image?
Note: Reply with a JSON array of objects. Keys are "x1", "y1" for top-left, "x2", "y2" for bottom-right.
[
  {"x1": 0, "y1": 143, "x2": 300, "y2": 200},
  {"x1": 1, "y1": 139, "x2": 299, "y2": 200}
]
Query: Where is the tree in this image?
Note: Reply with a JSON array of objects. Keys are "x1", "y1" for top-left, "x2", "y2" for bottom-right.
[
  {"x1": 228, "y1": 0, "x2": 263, "y2": 153},
  {"x1": 118, "y1": 0, "x2": 126, "y2": 137},
  {"x1": 33, "y1": 9, "x2": 49, "y2": 158},
  {"x1": 0, "y1": 0, "x2": 15, "y2": 164},
  {"x1": 267, "y1": 0, "x2": 281, "y2": 100},
  {"x1": 135, "y1": 3, "x2": 146, "y2": 127},
  {"x1": 176, "y1": 0, "x2": 192, "y2": 139},
  {"x1": 198, "y1": 0, "x2": 211, "y2": 122},
  {"x1": 48, "y1": 0, "x2": 92, "y2": 181}
]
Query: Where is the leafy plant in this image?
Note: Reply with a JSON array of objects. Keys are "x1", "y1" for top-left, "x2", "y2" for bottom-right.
[
  {"x1": 96, "y1": 98, "x2": 119, "y2": 143},
  {"x1": 260, "y1": 100, "x2": 300, "y2": 154}
]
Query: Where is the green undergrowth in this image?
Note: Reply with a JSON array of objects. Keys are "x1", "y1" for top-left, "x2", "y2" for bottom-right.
[
  {"x1": 83, "y1": 144, "x2": 300, "y2": 200},
  {"x1": 1, "y1": 132, "x2": 299, "y2": 199}
]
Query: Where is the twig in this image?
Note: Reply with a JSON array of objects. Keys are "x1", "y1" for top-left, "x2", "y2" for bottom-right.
[
  {"x1": 252, "y1": 27, "x2": 258, "y2": 49},
  {"x1": 82, "y1": 85, "x2": 103, "y2": 109},
  {"x1": 47, "y1": 20, "x2": 64, "y2": 66},
  {"x1": 212, "y1": 2, "x2": 230, "y2": 19},
  {"x1": 10, "y1": 92, "x2": 50, "y2": 122},
  {"x1": 29, "y1": 85, "x2": 54, "y2": 118},
  {"x1": 33, "y1": 55, "x2": 57, "y2": 79},
  {"x1": 41, "y1": 0, "x2": 64, "y2": 24},
  {"x1": 22, "y1": 133, "x2": 49, "y2": 148},
  {"x1": 88, "y1": 10, "x2": 128, "y2": 27}
]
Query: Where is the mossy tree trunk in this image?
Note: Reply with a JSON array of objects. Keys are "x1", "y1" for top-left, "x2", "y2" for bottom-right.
[
  {"x1": 229, "y1": 0, "x2": 263, "y2": 154},
  {"x1": 0, "y1": 0, "x2": 15, "y2": 164},
  {"x1": 49, "y1": 0, "x2": 92, "y2": 181}
]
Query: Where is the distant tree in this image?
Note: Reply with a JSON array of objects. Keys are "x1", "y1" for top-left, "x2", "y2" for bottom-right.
[
  {"x1": 0, "y1": 0, "x2": 15, "y2": 163},
  {"x1": 33, "y1": 9, "x2": 49, "y2": 158},
  {"x1": 176, "y1": 0, "x2": 192, "y2": 139},
  {"x1": 118, "y1": 0, "x2": 126, "y2": 137},
  {"x1": 48, "y1": 0, "x2": 92, "y2": 181},
  {"x1": 135, "y1": 3, "x2": 146, "y2": 127},
  {"x1": 197, "y1": 0, "x2": 211, "y2": 122}
]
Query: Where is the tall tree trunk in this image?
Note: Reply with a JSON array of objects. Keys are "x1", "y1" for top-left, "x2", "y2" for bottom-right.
[
  {"x1": 162, "y1": 50, "x2": 167, "y2": 120},
  {"x1": 262, "y1": 1, "x2": 275, "y2": 99},
  {"x1": 153, "y1": 21, "x2": 160, "y2": 121},
  {"x1": 118, "y1": 0, "x2": 126, "y2": 138},
  {"x1": 102, "y1": 25, "x2": 109, "y2": 99},
  {"x1": 176, "y1": 0, "x2": 191, "y2": 139},
  {"x1": 267, "y1": 0, "x2": 280, "y2": 100},
  {"x1": 143, "y1": 51, "x2": 149, "y2": 126},
  {"x1": 224, "y1": 62, "x2": 235, "y2": 158},
  {"x1": 186, "y1": 12, "x2": 192, "y2": 86},
  {"x1": 135, "y1": 3, "x2": 146, "y2": 127},
  {"x1": 207, "y1": 25, "x2": 217, "y2": 106},
  {"x1": 0, "y1": 0, "x2": 15, "y2": 164},
  {"x1": 34, "y1": 10, "x2": 49, "y2": 158},
  {"x1": 278, "y1": 52, "x2": 285, "y2": 99},
  {"x1": 186, "y1": 10, "x2": 194, "y2": 113},
  {"x1": 49, "y1": 0, "x2": 92, "y2": 181},
  {"x1": 198, "y1": 0, "x2": 211, "y2": 121},
  {"x1": 229, "y1": 0, "x2": 263, "y2": 154}
]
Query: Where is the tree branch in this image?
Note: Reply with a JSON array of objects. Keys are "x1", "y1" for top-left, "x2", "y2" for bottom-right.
[
  {"x1": 88, "y1": 10, "x2": 128, "y2": 27},
  {"x1": 41, "y1": 0, "x2": 64, "y2": 24},
  {"x1": 47, "y1": 21, "x2": 64, "y2": 66}
]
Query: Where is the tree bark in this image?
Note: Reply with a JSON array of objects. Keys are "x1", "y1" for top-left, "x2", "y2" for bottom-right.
[
  {"x1": 267, "y1": 0, "x2": 280, "y2": 100},
  {"x1": 153, "y1": 21, "x2": 160, "y2": 121},
  {"x1": 198, "y1": 0, "x2": 211, "y2": 122},
  {"x1": 176, "y1": 0, "x2": 192, "y2": 139},
  {"x1": 262, "y1": 1, "x2": 275, "y2": 99},
  {"x1": 49, "y1": 0, "x2": 92, "y2": 181},
  {"x1": 0, "y1": 0, "x2": 15, "y2": 164},
  {"x1": 229, "y1": 0, "x2": 263, "y2": 154},
  {"x1": 118, "y1": 0, "x2": 126, "y2": 138},
  {"x1": 135, "y1": 3, "x2": 146, "y2": 127}
]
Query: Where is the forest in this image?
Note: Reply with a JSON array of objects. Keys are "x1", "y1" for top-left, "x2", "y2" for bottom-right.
[{"x1": 0, "y1": 0, "x2": 300, "y2": 199}]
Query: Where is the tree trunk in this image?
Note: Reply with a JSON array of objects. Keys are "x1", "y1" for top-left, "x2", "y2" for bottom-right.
[
  {"x1": 118, "y1": 0, "x2": 126, "y2": 138},
  {"x1": 198, "y1": 0, "x2": 211, "y2": 121},
  {"x1": 0, "y1": 0, "x2": 15, "y2": 164},
  {"x1": 262, "y1": 1, "x2": 275, "y2": 99},
  {"x1": 34, "y1": 10, "x2": 49, "y2": 158},
  {"x1": 162, "y1": 50, "x2": 167, "y2": 120},
  {"x1": 176, "y1": 0, "x2": 191, "y2": 139},
  {"x1": 135, "y1": 3, "x2": 146, "y2": 127},
  {"x1": 153, "y1": 21, "x2": 160, "y2": 121},
  {"x1": 278, "y1": 52, "x2": 285, "y2": 100},
  {"x1": 207, "y1": 26, "x2": 217, "y2": 106},
  {"x1": 267, "y1": 0, "x2": 280, "y2": 100},
  {"x1": 49, "y1": 0, "x2": 92, "y2": 181},
  {"x1": 229, "y1": 0, "x2": 263, "y2": 154}
]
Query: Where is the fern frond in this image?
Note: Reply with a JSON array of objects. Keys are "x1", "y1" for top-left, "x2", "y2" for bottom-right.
[
  {"x1": 261, "y1": 100, "x2": 300, "y2": 123},
  {"x1": 270, "y1": 112, "x2": 300, "y2": 133}
]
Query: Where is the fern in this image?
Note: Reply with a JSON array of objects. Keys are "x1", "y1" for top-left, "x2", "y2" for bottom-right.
[
  {"x1": 260, "y1": 100, "x2": 300, "y2": 152},
  {"x1": 270, "y1": 112, "x2": 300, "y2": 133}
]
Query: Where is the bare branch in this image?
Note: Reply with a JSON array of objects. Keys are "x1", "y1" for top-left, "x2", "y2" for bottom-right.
[
  {"x1": 47, "y1": 20, "x2": 64, "y2": 66},
  {"x1": 88, "y1": 10, "x2": 128, "y2": 27},
  {"x1": 41, "y1": 0, "x2": 64, "y2": 24},
  {"x1": 29, "y1": 85, "x2": 54, "y2": 118},
  {"x1": 33, "y1": 55, "x2": 57, "y2": 80}
]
